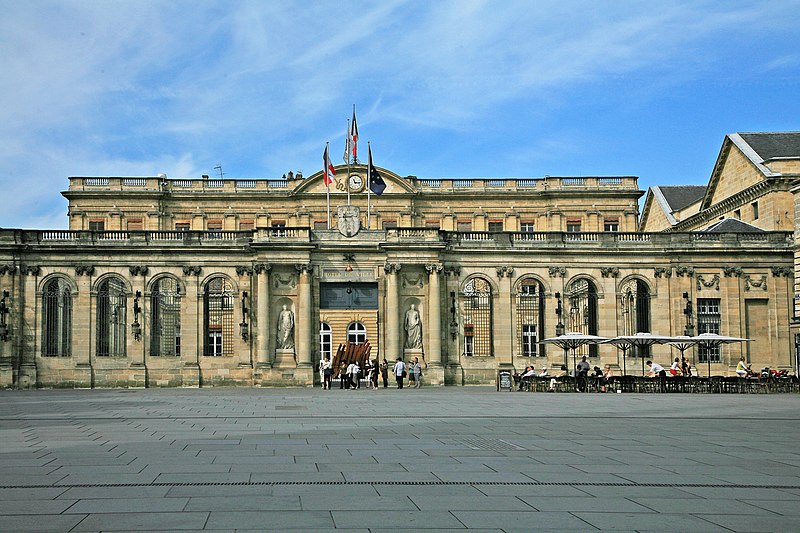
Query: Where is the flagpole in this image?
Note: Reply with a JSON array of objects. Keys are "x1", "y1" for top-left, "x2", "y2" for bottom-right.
[
  {"x1": 326, "y1": 143, "x2": 331, "y2": 229},
  {"x1": 367, "y1": 142, "x2": 371, "y2": 229},
  {"x1": 346, "y1": 118, "x2": 351, "y2": 206}
]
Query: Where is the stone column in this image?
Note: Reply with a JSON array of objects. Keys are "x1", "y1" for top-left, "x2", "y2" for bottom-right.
[
  {"x1": 73, "y1": 266, "x2": 94, "y2": 374},
  {"x1": 19, "y1": 266, "x2": 41, "y2": 388},
  {"x1": 128, "y1": 266, "x2": 148, "y2": 370},
  {"x1": 494, "y1": 266, "x2": 514, "y2": 368},
  {"x1": 180, "y1": 266, "x2": 201, "y2": 387},
  {"x1": 296, "y1": 263, "x2": 312, "y2": 368},
  {"x1": 425, "y1": 263, "x2": 443, "y2": 367},
  {"x1": 384, "y1": 262, "x2": 401, "y2": 361},
  {"x1": 254, "y1": 263, "x2": 272, "y2": 366}
]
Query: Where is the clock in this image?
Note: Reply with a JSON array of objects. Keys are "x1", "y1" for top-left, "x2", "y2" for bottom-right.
[{"x1": 348, "y1": 174, "x2": 364, "y2": 191}]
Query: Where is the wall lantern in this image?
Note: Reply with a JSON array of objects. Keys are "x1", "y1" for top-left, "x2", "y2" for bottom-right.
[
  {"x1": 0, "y1": 290, "x2": 10, "y2": 342},
  {"x1": 239, "y1": 291, "x2": 249, "y2": 341},
  {"x1": 131, "y1": 290, "x2": 142, "y2": 341}
]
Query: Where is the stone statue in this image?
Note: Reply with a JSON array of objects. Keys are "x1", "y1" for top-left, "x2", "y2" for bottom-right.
[
  {"x1": 404, "y1": 303, "x2": 422, "y2": 349},
  {"x1": 277, "y1": 304, "x2": 295, "y2": 350}
]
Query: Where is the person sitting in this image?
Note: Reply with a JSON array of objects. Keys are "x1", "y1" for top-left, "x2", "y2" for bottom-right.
[
  {"x1": 601, "y1": 364, "x2": 614, "y2": 392},
  {"x1": 736, "y1": 356, "x2": 757, "y2": 378},
  {"x1": 681, "y1": 357, "x2": 692, "y2": 377},
  {"x1": 549, "y1": 364, "x2": 568, "y2": 391},
  {"x1": 518, "y1": 366, "x2": 536, "y2": 391},
  {"x1": 576, "y1": 356, "x2": 590, "y2": 377},
  {"x1": 670, "y1": 357, "x2": 682, "y2": 376}
]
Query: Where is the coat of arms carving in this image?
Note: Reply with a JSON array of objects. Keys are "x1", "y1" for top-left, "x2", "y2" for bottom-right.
[{"x1": 337, "y1": 205, "x2": 361, "y2": 237}]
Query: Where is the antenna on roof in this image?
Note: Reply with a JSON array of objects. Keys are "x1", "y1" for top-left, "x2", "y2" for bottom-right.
[{"x1": 214, "y1": 164, "x2": 224, "y2": 180}]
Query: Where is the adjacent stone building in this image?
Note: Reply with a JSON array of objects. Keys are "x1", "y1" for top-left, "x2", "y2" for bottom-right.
[{"x1": 0, "y1": 132, "x2": 796, "y2": 388}]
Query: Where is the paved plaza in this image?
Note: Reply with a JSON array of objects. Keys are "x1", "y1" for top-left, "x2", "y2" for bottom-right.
[{"x1": 1, "y1": 387, "x2": 799, "y2": 532}]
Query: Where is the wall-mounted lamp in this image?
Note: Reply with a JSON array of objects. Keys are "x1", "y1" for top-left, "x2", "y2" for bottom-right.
[
  {"x1": 682, "y1": 291, "x2": 694, "y2": 336},
  {"x1": 555, "y1": 291, "x2": 565, "y2": 336},
  {"x1": 131, "y1": 290, "x2": 142, "y2": 341},
  {"x1": 449, "y1": 291, "x2": 458, "y2": 340},
  {"x1": 344, "y1": 253, "x2": 355, "y2": 272},
  {"x1": 240, "y1": 291, "x2": 249, "y2": 341},
  {"x1": 0, "y1": 290, "x2": 10, "y2": 342}
]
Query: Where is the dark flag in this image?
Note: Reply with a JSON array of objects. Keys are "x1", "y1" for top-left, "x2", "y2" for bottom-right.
[{"x1": 368, "y1": 145, "x2": 386, "y2": 195}]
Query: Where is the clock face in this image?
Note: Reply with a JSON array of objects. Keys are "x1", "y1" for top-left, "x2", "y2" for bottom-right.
[{"x1": 348, "y1": 174, "x2": 364, "y2": 191}]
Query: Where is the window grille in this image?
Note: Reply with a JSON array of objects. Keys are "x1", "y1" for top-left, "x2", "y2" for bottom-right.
[
  {"x1": 621, "y1": 279, "x2": 650, "y2": 357},
  {"x1": 150, "y1": 277, "x2": 181, "y2": 356},
  {"x1": 97, "y1": 277, "x2": 127, "y2": 357},
  {"x1": 516, "y1": 279, "x2": 544, "y2": 356},
  {"x1": 697, "y1": 298, "x2": 721, "y2": 362},
  {"x1": 566, "y1": 278, "x2": 598, "y2": 357},
  {"x1": 462, "y1": 277, "x2": 492, "y2": 356},
  {"x1": 204, "y1": 277, "x2": 234, "y2": 356},
  {"x1": 42, "y1": 278, "x2": 71, "y2": 357}
]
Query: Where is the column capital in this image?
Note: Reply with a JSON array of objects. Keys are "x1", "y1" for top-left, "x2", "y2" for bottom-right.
[
  {"x1": 495, "y1": 266, "x2": 514, "y2": 278},
  {"x1": 384, "y1": 262, "x2": 402, "y2": 274},
  {"x1": 425, "y1": 263, "x2": 443, "y2": 274},
  {"x1": 253, "y1": 263, "x2": 272, "y2": 274},
  {"x1": 22, "y1": 265, "x2": 41, "y2": 276},
  {"x1": 0, "y1": 265, "x2": 18, "y2": 275},
  {"x1": 75, "y1": 265, "x2": 95, "y2": 277},
  {"x1": 182, "y1": 266, "x2": 202, "y2": 276},
  {"x1": 128, "y1": 265, "x2": 149, "y2": 276},
  {"x1": 294, "y1": 263, "x2": 313, "y2": 274},
  {"x1": 235, "y1": 266, "x2": 253, "y2": 276},
  {"x1": 548, "y1": 266, "x2": 566, "y2": 278}
]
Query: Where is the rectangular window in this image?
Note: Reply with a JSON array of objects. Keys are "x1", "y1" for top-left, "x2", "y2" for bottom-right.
[
  {"x1": 522, "y1": 324, "x2": 537, "y2": 356},
  {"x1": 752, "y1": 202, "x2": 759, "y2": 220},
  {"x1": 88, "y1": 219, "x2": 105, "y2": 231},
  {"x1": 175, "y1": 222, "x2": 190, "y2": 231},
  {"x1": 697, "y1": 298, "x2": 721, "y2": 362},
  {"x1": 734, "y1": 209, "x2": 741, "y2": 220},
  {"x1": 382, "y1": 219, "x2": 398, "y2": 229},
  {"x1": 313, "y1": 220, "x2": 327, "y2": 229},
  {"x1": 488, "y1": 221, "x2": 503, "y2": 232},
  {"x1": 566, "y1": 219, "x2": 581, "y2": 233},
  {"x1": 126, "y1": 218, "x2": 143, "y2": 231},
  {"x1": 520, "y1": 222, "x2": 535, "y2": 232},
  {"x1": 207, "y1": 220, "x2": 223, "y2": 239},
  {"x1": 319, "y1": 283, "x2": 379, "y2": 310},
  {"x1": 603, "y1": 218, "x2": 619, "y2": 232},
  {"x1": 457, "y1": 220, "x2": 472, "y2": 232},
  {"x1": 239, "y1": 220, "x2": 254, "y2": 231},
  {"x1": 463, "y1": 324, "x2": 474, "y2": 357},
  {"x1": 208, "y1": 332, "x2": 223, "y2": 356},
  {"x1": 425, "y1": 220, "x2": 440, "y2": 229}
]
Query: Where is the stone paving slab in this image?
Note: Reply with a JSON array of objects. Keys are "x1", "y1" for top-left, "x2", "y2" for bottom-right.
[{"x1": 1, "y1": 387, "x2": 800, "y2": 531}]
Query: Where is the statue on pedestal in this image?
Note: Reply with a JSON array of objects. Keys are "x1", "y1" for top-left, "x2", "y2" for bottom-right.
[
  {"x1": 277, "y1": 304, "x2": 295, "y2": 350},
  {"x1": 404, "y1": 303, "x2": 422, "y2": 350}
]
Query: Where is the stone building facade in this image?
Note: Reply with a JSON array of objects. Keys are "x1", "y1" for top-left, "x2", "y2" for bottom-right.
[{"x1": 0, "y1": 136, "x2": 796, "y2": 388}]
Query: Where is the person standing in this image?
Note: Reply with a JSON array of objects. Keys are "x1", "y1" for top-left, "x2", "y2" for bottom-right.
[
  {"x1": 380, "y1": 359, "x2": 389, "y2": 388},
  {"x1": 413, "y1": 357, "x2": 423, "y2": 389},
  {"x1": 338, "y1": 362, "x2": 347, "y2": 389},
  {"x1": 393, "y1": 357, "x2": 406, "y2": 389},
  {"x1": 321, "y1": 356, "x2": 332, "y2": 390},
  {"x1": 371, "y1": 359, "x2": 379, "y2": 390}
]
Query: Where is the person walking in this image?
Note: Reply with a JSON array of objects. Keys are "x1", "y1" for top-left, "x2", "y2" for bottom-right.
[
  {"x1": 393, "y1": 357, "x2": 406, "y2": 389},
  {"x1": 413, "y1": 357, "x2": 423, "y2": 388}
]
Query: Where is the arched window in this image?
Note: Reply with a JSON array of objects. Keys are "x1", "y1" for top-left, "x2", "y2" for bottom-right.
[
  {"x1": 347, "y1": 322, "x2": 367, "y2": 345},
  {"x1": 621, "y1": 279, "x2": 651, "y2": 357},
  {"x1": 150, "y1": 277, "x2": 181, "y2": 356},
  {"x1": 204, "y1": 277, "x2": 234, "y2": 356},
  {"x1": 319, "y1": 322, "x2": 332, "y2": 359},
  {"x1": 42, "y1": 278, "x2": 71, "y2": 357},
  {"x1": 97, "y1": 277, "x2": 127, "y2": 357},
  {"x1": 566, "y1": 278, "x2": 598, "y2": 357},
  {"x1": 462, "y1": 277, "x2": 493, "y2": 357},
  {"x1": 516, "y1": 278, "x2": 545, "y2": 357}
]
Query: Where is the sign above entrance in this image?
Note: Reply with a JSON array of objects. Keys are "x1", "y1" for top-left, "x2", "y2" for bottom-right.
[
  {"x1": 321, "y1": 268, "x2": 374, "y2": 282},
  {"x1": 337, "y1": 205, "x2": 360, "y2": 237}
]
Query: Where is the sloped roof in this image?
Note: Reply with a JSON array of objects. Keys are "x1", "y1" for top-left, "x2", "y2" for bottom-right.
[
  {"x1": 738, "y1": 132, "x2": 800, "y2": 161},
  {"x1": 703, "y1": 218, "x2": 766, "y2": 233},
  {"x1": 656, "y1": 185, "x2": 707, "y2": 212}
]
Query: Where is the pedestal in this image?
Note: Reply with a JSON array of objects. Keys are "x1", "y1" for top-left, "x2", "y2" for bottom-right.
[{"x1": 274, "y1": 349, "x2": 297, "y2": 368}]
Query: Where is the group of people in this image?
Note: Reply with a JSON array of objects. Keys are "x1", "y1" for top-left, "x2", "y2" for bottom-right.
[
  {"x1": 515, "y1": 357, "x2": 616, "y2": 392},
  {"x1": 647, "y1": 357, "x2": 693, "y2": 378},
  {"x1": 318, "y1": 356, "x2": 424, "y2": 390}
]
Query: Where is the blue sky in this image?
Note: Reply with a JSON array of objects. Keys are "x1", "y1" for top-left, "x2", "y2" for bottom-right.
[{"x1": 1, "y1": 0, "x2": 799, "y2": 229}]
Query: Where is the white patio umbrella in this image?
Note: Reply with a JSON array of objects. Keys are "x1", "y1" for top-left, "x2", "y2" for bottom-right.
[
  {"x1": 692, "y1": 333, "x2": 750, "y2": 377},
  {"x1": 540, "y1": 332, "x2": 608, "y2": 372},
  {"x1": 667, "y1": 336, "x2": 700, "y2": 374},
  {"x1": 604, "y1": 332, "x2": 676, "y2": 376}
]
